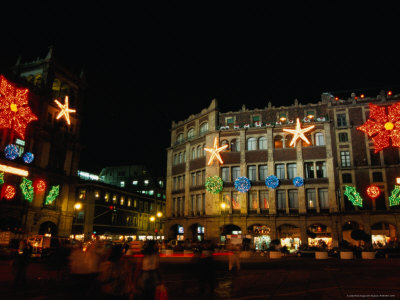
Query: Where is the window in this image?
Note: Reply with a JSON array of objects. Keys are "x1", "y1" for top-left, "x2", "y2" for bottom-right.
[
  {"x1": 144, "y1": 180, "x2": 149, "y2": 186},
  {"x1": 316, "y1": 161, "x2": 327, "y2": 178},
  {"x1": 196, "y1": 194, "x2": 202, "y2": 212},
  {"x1": 199, "y1": 122, "x2": 208, "y2": 135},
  {"x1": 319, "y1": 189, "x2": 329, "y2": 209},
  {"x1": 337, "y1": 113, "x2": 347, "y2": 127},
  {"x1": 196, "y1": 171, "x2": 202, "y2": 185},
  {"x1": 274, "y1": 135, "x2": 283, "y2": 148},
  {"x1": 221, "y1": 140, "x2": 229, "y2": 151},
  {"x1": 247, "y1": 138, "x2": 257, "y2": 150},
  {"x1": 120, "y1": 181, "x2": 125, "y2": 187},
  {"x1": 197, "y1": 145, "x2": 202, "y2": 157},
  {"x1": 191, "y1": 147, "x2": 196, "y2": 160},
  {"x1": 372, "y1": 172, "x2": 383, "y2": 182},
  {"x1": 221, "y1": 167, "x2": 229, "y2": 181},
  {"x1": 340, "y1": 151, "x2": 351, "y2": 167},
  {"x1": 187, "y1": 128, "x2": 195, "y2": 139},
  {"x1": 287, "y1": 163, "x2": 297, "y2": 179},
  {"x1": 191, "y1": 195, "x2": 196, "y2": 213},
  {"x1": 305, "y1": 162, "x2": 314, "y2": 178},
  {"x1": 173, "y1": 154, "x2": 178, "y2": 165},
  {"x1": 258, "y1": 137, "x2": 267, "y2": 150},
  {"x1": 232, "y1": 192, "x2": 240, "y2": 210},
  {"x1": 120, "y1": 196, "x2": 124, "y2": 205},
  {"x1": 179, "y1": 152, "x2": 183, "y2": 163},
  {"x1": 338, "y1": 132, "x2": 348, "y2": 142},
  {"x1": 248, "y1": 165, "x2": 256, "y2": 181},
  {"x1": 176, "y1": 133, "x2": 184, "y2": 144},
  {"x1": 226, "y1": 117, "x2": 234, "y2": 125},
  {"x1": 288, "y1": 190, "x2": 298, "y2": 209},
  {"x1": 191, "y1": 172, "x2": 196, "y2": 186},
  {"x1": 252, "y1": 115, "x2": 260, "y2": 125},
  {"x1": 231, "y1": 139, "x2": 240, "y2": 152},
  {"x1": 276, "y1": 190, "x2": 286, "y2": 210},
  {"x1": 307, "y1": 189, "x2": 316, "y2": 209},
  {"x1": 275, "y1": 164, "x2": 285, "y2": 179},
  {"x1": 232, "y1": 167, "x2": 241, "y2": 181},
  {"x1": 259, "y1": 165, "x2": 268, "y2": 181},
  {"x1": 342, "y1": 173, "x2": 352, "y2": 183},
  {"x1": 259, "y1": 191, "x2": 269, "y2": 209},
  {"x1": 104, "y1": 193, "x2": 110, "y2": 203},
  {"x1": 132, "y1": 180, "x2": 138, "y2": 186},
  {"x1": 248, "y1": 192, "x2": 258, "y2": 209},
  {"x1": 315, "y1": 133, "x2": 325, "y2": 146}
]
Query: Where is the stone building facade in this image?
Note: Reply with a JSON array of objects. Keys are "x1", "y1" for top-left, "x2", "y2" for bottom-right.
[{"x1": 165, "y1": 92, "x2": 400, "y2": 250}]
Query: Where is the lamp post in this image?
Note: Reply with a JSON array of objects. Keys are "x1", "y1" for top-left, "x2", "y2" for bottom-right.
[{"x1": 221, "y1": 202, "x2": 228, "y2": 246}]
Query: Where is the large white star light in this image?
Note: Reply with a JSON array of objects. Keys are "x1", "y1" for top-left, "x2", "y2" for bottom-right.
[
  {"x1": 204, "y1": 137, "x2": 228, "y2": 165},
  {"x1": 54, "y1": 96, "x2": 76, "y2": 125},
  {"x1": 283, "y1": 118, "x2": 315, "y2": 146}
]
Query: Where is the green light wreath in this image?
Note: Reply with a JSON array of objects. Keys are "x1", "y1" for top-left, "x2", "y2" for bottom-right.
[{"x1": 205, "y1": 176, "x2": 223, "y2": 194}]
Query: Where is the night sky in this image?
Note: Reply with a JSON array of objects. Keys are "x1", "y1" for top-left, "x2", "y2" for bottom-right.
[{"x1": 0, "y1": 3, "x2": 399, "y2": 177}]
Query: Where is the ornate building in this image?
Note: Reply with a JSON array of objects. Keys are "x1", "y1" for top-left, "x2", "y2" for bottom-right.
[
  {"x1": 165, "y1": 92, "x2": 400, "y2": 250},
  {"x1": 0, "y1": 47, "x2": 84, "y2": 238}
]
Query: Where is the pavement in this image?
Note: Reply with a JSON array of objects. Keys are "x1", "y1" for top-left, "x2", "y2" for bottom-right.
[{"x1": 0, "y1": 255, "x2": 399, "y2": 299}]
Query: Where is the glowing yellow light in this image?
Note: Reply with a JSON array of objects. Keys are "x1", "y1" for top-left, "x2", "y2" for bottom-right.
[
  {"x1": 204, "y1": 137, "x2": 228, "y2": 165},
  {"x1": 396, "y1": 177, "x2": 400, "y2": 185},
  {"x1": 74, "y1": 202, "x2": 82, "y2": 210},
  {"x1": 283, "y1": 118, "x2": 315, "y2": 146},
  {"x1": 149, "y1": 216, "x2": 155, "y2": 222},
  {"x1": 0, "y1": 164, "x2": 29, "y2": 176},
  {"x1": 54, "y1": 96, "x2": 76, "y2": 125},
  {"x1": 385, "y1": 122, "x2": 394, "y2": 131},
  {"x1": 157, "y1": 211, "x2": 163, "y2": 218},
  {"x1": 220, "y1": 202, "x2": 226, "y2": 209},
  {"x1": 10, "y1": 103, "x2": 17, "y2": 112}
]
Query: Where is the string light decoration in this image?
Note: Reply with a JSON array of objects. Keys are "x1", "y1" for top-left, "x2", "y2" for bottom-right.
[
  {"x1": 0, "y1": 172, "x2": 4, "y2": 185},
  {"x1": 234, "y1": 176, "x2": 251, "y2": 193},
  {"x1": 54, "y1": 96, "x2": 76, "y2": 125},
  {"x1": 283, "y1": 118, "x2": 315, "y2": 146},
  {"x1": 204, "y1": 137, "x2": 228, "y2": 165},
  {"x1": 366, "y1": 185, "x2": 381, "y2": 199},
  {"x1": 22, "y1": 152, "x2": 34, "y2": 164},
  {"x1": 45, "y1": 185, "x2": 60, "y2": 205},
  {"x1": 20, "y1": 177, "x2": 34, "y2": 202},
  {"x1": 344, "y1": 185, "x2": 363, "y2": 207},
  {"x1": 4, "y1": 144, "x2": 19, "y2": 160},
  {"x1": 357, "y1": 102, "x2": 400, "y2": 153},
  {"x1": 205, "y1": 176, "x2": 224, "y2": 194},
  {"x1": 0, "y1": 164, "x2": 29, "y2": 177},
  {"x1": 293, "y1": 177, "x2": 304, "y2": 187},
  {"x1": 0, "y1": 75, "x2": 38, "y2": 139},
  {"x1": 265, "y1": 175, "x2": 280, "y2": 189},
  {"x1": 389, "y1": 185, "x2": 400, "y2": 206},
  {"x1": 2, "y1": 184, "x2": 16, "y2": 200},
  {"x1": 34, "y1": 179, "x2": 46, "y2": 193}
]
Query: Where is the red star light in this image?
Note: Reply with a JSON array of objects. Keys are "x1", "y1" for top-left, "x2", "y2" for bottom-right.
[
  {"x1": 357, "y1": 102, "x2": 400, "y2": 153},
  {"x1": 0, "y1": 75, "x2": 38, "y2": 139}
]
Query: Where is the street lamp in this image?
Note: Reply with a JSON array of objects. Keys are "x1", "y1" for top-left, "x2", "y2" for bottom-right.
[
  {"x1": 220, "y1": 202, "x2": 229, "y2": 244},
  {"x1": 74, "y1": 202, "x2": 82, "y2": 210}
]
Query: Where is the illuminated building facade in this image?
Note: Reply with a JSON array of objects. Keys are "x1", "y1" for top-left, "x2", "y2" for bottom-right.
[
  {"x1": 166, "y1": 92, "x2": 400, "y2": 250},
  {"x1": 0, "y1": 47, "x2": 84, "y2": 238}
]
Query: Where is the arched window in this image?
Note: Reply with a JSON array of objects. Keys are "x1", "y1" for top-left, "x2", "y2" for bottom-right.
[
  {"x1": 247, "y1": 138, "x2": 257, "y2": 150},
  {"x1": 203, "y1": 144, "x2": 206, "y2": 156},
  {"x1": 274, "y1": 135, "x2": 283, "y2": 148},
  {"x1": 231, "y1": 139, "x2": 240, "y2": 152},
  {"x1": 258, "y1": 137, "x2": 267, "y2": 150},
  {"x1": 187, "y1": 128, "x2": 195, "y2": 139},
  {"x1": 176, "y1": 133, "x2": 184, "y2": 144},
  {"x1": 315, "y1": 132, "x2": 325, "y2": 146},
  {"x1": 191, "y1": 147, "x2": 196, "y2": 160},
  {"x1": 197, "y1": 145, "x2": 202, "y2": 157},
  {"x1": 221, "y1": 140, "x2": 229, "y2": 151},
  {"x1": 199, "y1": 122, "x2": 208, "y2": 135},
  {"x1": 178, "y1": 152, "x2": 183, "y2": 164}
]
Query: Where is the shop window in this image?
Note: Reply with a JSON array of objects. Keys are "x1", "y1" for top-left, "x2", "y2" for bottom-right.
[
  {"x1": 319, "y1": 189, "x2": 329, "y2": 209},
  {"x1": 247, "y1": 138, "x2": 257, "y2": 150},
  {"x1": 232, "y1": 192, "x2": 240, "y2": 210},
  {"x1": 287, "y1": 163, "x2": 297, "y2": 179},
  {"x1": 315, "y1": 133, "x2": 325, "y2": 146},
  {"x1": 247, "y1": 165, "x2": 256, "y2": 181},
  {"x1": 276, "y1": 190, "x2": 286, "y2": 210},
  {"x1": 342, "y1": 173, "x2": 352, "y2": 183},
  {"x1": 248, "y1": 192, "x2": 258, "y2": 210},
  {"x1": 316, "y1": 161, "x2": 327, "y2": 178},
  {"x1": 337, "y1": 113, "x2": 347, "y2": 127},
  {"x1": 259, "y1": 191, "x2": 269, "y2": 209},
  {"x1": 338, "y1": 132, "x2": 348, "y2": 142},
  {"x1": 104, "y1": 193, "x2": 110, "y2": 203},
  {"x1": 222, "y1": 193, "x2": 231, "y2": 209},
  {"x1": 275, "y1": 164, "x2": 285, "y2": 179},
  {"x1": 221, "y1": 167, "x2": 229, "y2": 182},
  {"x1": 340, "y1": 151, "x2": 351, "y2": 167},
  {"x1": 372, "y1": 172, "x2": 383, "y2": 182},
  {"x1": 288, "y1": 190, "x2": 298, "y2": 209},
  {"x1": 232, "y1": 167, "x2": 240, "y2": 181},
  {"x1": 274, "y1": 135, "x2": 283, "y2": 148},
  {"x1": 259, "y1": 165, "x2": 268, "y2": 181},
  {"x1": 258, "y1": 137, "x2": 267, "y2": 149}
]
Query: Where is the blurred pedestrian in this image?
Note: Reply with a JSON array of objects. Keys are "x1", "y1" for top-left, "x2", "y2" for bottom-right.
[
  {"x1": 228, "y1": 243, "x2": 241, "y2": 272},
  {"x1": 195, "y1": 241, "x2": 216, "y2": 299},
  {"x1": 133, "y1": 240, "x2": 163, "y2": 300},
  {"x1": 12, "y1": 239, "x2": 32, "y2": 289}
]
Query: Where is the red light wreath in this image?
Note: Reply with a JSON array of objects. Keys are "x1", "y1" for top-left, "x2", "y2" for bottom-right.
[{"x1": 367, "y1": 185, "x2": 381, "y2": 199}]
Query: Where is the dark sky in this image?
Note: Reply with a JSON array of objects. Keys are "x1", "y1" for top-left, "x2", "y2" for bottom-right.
[{"x1": 1, "y1": 3, "x2": 399, "y2": 177}]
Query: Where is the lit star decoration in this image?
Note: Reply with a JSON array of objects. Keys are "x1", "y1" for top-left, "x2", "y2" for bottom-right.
[
  {"x1": 293, "y1": 177, "x2": 304, "y2": 187},
  {"x1": 45, "y1": 185, "x2": 60, "y2": 205},
  {"x1": 357, "y1": 102, "x2": 400, "y2": 153},
  {"x1": 265, "y1": 175, "x2": 280, "y2": 189},
  {"x1": 4, "y1": 144, "x2": 19, "y2": 160},
  {"x1": 205, "y1": 176, "x2": 224, "y2": 194},
  {"x1": 389, "y1": 185, "x2": 400, "y2": 206},
  {"x1": 54, "y1": 96, "x2": 76, "y2": 125},
  {"x1": 283, "y1": 118, "x2": 315, "y2": 146},
  {"x1": 20, "y1": 177, "x2": 34, "y2": 202},
  {"x1": 344, "y1": 185, "x2": 363, "y2": 207},
  {"x1": 0, "y1": 75, "x2": 38, "y2": 139},
  {"x1": 204, "y1": 137, "x2": 228, "y2": 165},
  {"x1": 22, "y1": 152, "x2": 34, "y2": 164},
  {"x1": 234, "y1": 177, "x2": 251, "y2": 193},
  {"x1": 366, "y1": 185, "x2": 380, "y2": 199}
]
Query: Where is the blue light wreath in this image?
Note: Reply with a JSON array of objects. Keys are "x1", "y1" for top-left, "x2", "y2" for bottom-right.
[
  {"x1": 293, "y1": 176, "x2": 304, "y2": 187},
  {"x1": 23, "y1": 152, "x2": 34, "y2": 164},
  {"x1": 234, "y1": 176, "x2": 251, "y2": 193},
  {"x1": 4, "y1": 144, "x2": 19, "y2": 160},
  {"x1": 265, "y1": 175, "x2": 280, "y2": 189}
]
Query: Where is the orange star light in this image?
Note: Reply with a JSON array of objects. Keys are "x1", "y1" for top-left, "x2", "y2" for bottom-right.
[
  {"x1": 283, "y1": 118, "x2": 315, "y2": 146},
  {"x1": 55, "y1": 96, "x2": 76, "y2": 125},
  {"x1": 204, "y1": 137, "x2": 228, "y2": 165}
]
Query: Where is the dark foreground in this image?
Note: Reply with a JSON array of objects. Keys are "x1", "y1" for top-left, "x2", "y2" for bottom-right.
[{"x1": 1, "y1": 255, "x2": 400, "y2": 300}]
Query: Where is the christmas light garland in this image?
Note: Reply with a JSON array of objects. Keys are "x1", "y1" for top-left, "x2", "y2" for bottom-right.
[
  {"x1": 205, "y1": 176, "x2": 224, "y2": 194},
  {"x1": 265, "y1": 175, "x2": 280, "y2": 189},
  {"x1": 234, "y1": 176, "x2": 251, "y2": 193},
  {"x1": 45, "y1": 185, "x2": 60, "y2": 205},
  {"x1": 2, "y1": 184, "x2": 16, "y2": 199},
  {"x1": 389, "y1": 185, "x2": 400, "y2": 206},
  {"x1": 344, "y1": 185, "x2": 363, "y2": 207},
  {"x1": 34, "y1": 179, "x2": 46, "y2": 193},
  {"x1": 22, "y1": 152, "x2": 34, "y2": 164},
  {"x1": 20, "y1": 177, "x2": 34, "y2": 202},
  {"x1": 4, "y1": 144, "x2": 19, "y2": 160},
  {"x1": 0, "y1": 172, "x2": 3, "y2": 185},
  {"x1": 293, "y1": 176, "x2": 304, "y2": 187}
]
